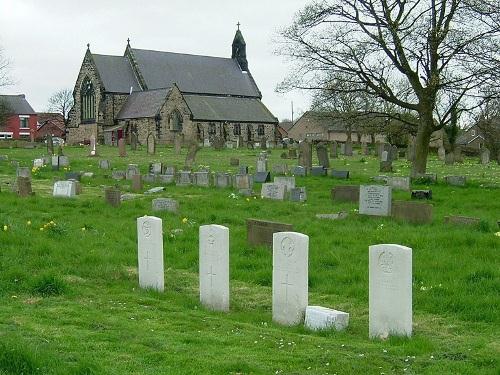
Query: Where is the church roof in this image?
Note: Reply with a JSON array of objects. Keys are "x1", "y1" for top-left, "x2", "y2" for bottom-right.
[
  {"x1": 0, "y1": 94, "x2": 36, "y2": 115},
  {"x1": 92, "y1": 54, "x2": 141, "y2": 93},
  {"x1": 183, "y1": 94, "x2": 277, "y2": 124},
  {"x1": 130, "y1": 48, "x2": 261, "y2": 97},
  {"x1": 116, "y1": 88, "x2": 169, "y2": 120}
]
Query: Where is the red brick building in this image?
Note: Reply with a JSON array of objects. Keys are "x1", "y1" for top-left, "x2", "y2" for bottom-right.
[
  {"x1": 36, "y1": 113, "x2": 66, "y2": 140},
  {"x1": 0, "y1": 94, "x2": 38, "y2": 140}
]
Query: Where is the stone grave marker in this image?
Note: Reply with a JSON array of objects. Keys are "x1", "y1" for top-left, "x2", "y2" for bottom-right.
[
  {"x1": 292, "y1": 166, "x2": 306, "y2": 177},
  {"x1": 46, "y1": 134, "x2": 54, "y2": 155},
  {"x1": 105, "y1": 186, "x2": 121, "y2": 207},
  {"x1": 361, "y1": 143, "x2": 369, "y2": 156},
  {"x1": 118, "y1": 138, "x2": 126, "y2": 157},
  {"x1": 388, "y1": 176, "x2": 410, "y2": 191},
  {"x1": 193, "y1": 171, "x2": 210, "y2": 187},
  {"x1": 444, "y1": 215, "x2": 481, "y2": 226},
  {"x1": 331, "y1": 185, "x2": 359, "y2": 202},
  {"x1": 254, "y1": 171, "x2": 271, "y2": 183},
  {"x1": 239, "y1": 165, "x2": 249, "y2": 175},
  {"x1": 238, "y1": 188, "x2": 254, "y2": 196},
  {"x1": 147, "y1": 133, "x2": 156, "y2": 155},
  {"x1": 480, "y1": 148, "x2": 490, "y2": 164},
  {"x1": 199, "y1": 224, "x2": 230, "y2": 312},
  {"x1": 444, "y1": 175, "x2": 466, "y2": 186},
  {"x1": 274, "y1": 176, "x2": 295, "y2": 192},
  {"x1": 230, "y1": 158, "x2": 239, "y2": 166},
  {"x1": 126, "y1": 164, "x2": 140, "y2": 180},
  {"x1": 359, "y1": 185, "x2": 392, "y2": 216},
  {"x1": 344, "y1": 141, "x2": 353, "y2": 156},
  {"x1": 438, "y1": 147, "x2": 446, "y2": 161},
  {"x1": 304, "y1": 306, "x2": 349, "y2": 331},
  {"x1": 137, "y1": 216, "x2": 164, "y2": 292},
  {"x1": 330, "y1": 141, "x2": 338, "y2": 158},
  {"x1": 331, "y1": 170, "x2": 349, "y2": 179},
  {"x1": 65, "y1": 172, "x2": 81, "y2": 181},
  {"x1": 144, "y1": 187, "x2": 165, "y2": 195},
  {"x1": 369, "y1": 244, "x2": 412, "y2": 338},
  {"x1": 272, "y1": 164, "x2": 288, "y2": 175},
  {"x1": 381, "y1": 150, "x2": 389, "y2": 162},
  {"x1": 298, "y1": 141, "x2": 312, "y2": 168},
  {"x1": 149, "y1": 162, "x2": 163, "y2": 175},
  {"x1": 53, "y1": 180, "x2": 76, "y2": 198},
  {"x1": 33, "y1": 158, "x2": 44, "y2": 168},
  {"x1": 142, "y1": 174, "x2": 156, "y2": 183},
  {"x1": 261, "y1": 183, "x2": 286, "y2": 200},
  {"x1": 411, "y1": 190, "x2": 432, "y2": 200},
  {"x1": 51, "y1": 155, "x2": 59, "y2": 171},
  {"x1": 247, "y1": 219, "x2": 293, "y2": 248},
  {"x1": 177, "y1": 171, "x2": 192, "y2": 186},
  {"x1": 290, "y1": 187, "x2": 307, "y2": 202},
  {"x1": 163, "y1": 166, "x2": 176, "y2": 175},
  {"x1": 340, "y1": 143, "x2": 346, "y2": 155},
  {"x1": 272, "y1": 231, "x2": 308, "y2": 326},
  {"x1": 89, "y1": 134, "x2": 97, "y2": 156},
  {"x1": 131, "y1": 174, "x2": 143, "y2": 192},
  {"x1": 17, "y1": 176, "x2": 32, "y2": 197},
  {"x1": 316, "y1": 144, "x2": 330, "y2": 168},
  {"x1": 391, "y1": 201, "x2": 433, "y2": 224},
  {"x1": 215, "y1": 173, "x2": 232, "y2": 188},
  {"x1": 58, "y1": 156, "x2": 70, "y2": 167},
  {"x1": 157, "y1": 174, "x2": 175, "y2": 185},
  {"x1": 152, "y1": 198, "x2": 178, "y2": 213},
  {"x1": 256, "y1": 154, "x2": 268, "y2": 172},
  {"x1": 16, "y1": 167, "x2": 31, "y2": 178},
  {"x1": 371, "y1": 175, "x2": 389, "y2": 183},
  {"x1": 99, "y1": 160, "x2": 110, "y2": 169},
  {"x1": 310, "y1": 166, "x2": 326, "y2": 176},
  {"x1": 111, "y1": 170, "x2": 126, "y2": 180},
  {"x1": 315, "y1": 212, "x2": 348, "y2": 220},
  {"x1": 130, "y1": 133, "x2": 138, "y2": 151},
  {"x1": 234, "y1": 174, "x2": 252, "y2": 190},
  {"x1": 379, "y1": 160, "x2": 393, "y2": 173},
  {"x1": 391, "y1": 145, "x2": 398, "y2": 160}
]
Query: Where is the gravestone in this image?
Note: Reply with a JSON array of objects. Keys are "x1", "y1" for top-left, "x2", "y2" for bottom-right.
[
  {"x1": 444, "y1": 175, "x2": 466, "y2": 187},
  {"x1": 215, "y1": 173, "x2": 232, "y2": 188},
  {"x1": 331, "y1": 185, "x2": 359, "y2": 202},
  {"x1": 272, "y1": 164, "x2": 288, "y2": 175},
  {"x1": 193, "y1": 171, "x2": 210, "y2": 187},
  {"x1": 292, "y1": 166, "x2": 306, "y2": 177},
  {"x1": 53, "y1": 180, "x2": 76, "y2": 198},
  {"x1": 406, "y1": 141, "x2": 415, "y2": 162},
  {"x1": 145, "y1": 186, "x2": 165, "y2": 195},
  {"x1": 388, "y1": 176, "x2": 411, "y2": 191},
  {"x1": 344, "y1": 141, "x2": 353, "y2": 156},
  {"x1": 445, "y1": 152, "x2": 455, "y2": 165},
  {"x1": 177, "y1": 171, "x2": 192, "y2": 186},
  {"x1": 17, "y1": 176, "x2": 32, "y2": 197},
  {"x1": 298, "y1": 141, "x2": 312, "y2": 168},
  {"x1": 371, "y1": 175, "x2": 389, "y2": 183},
  {"x1": 369, "y1": 244, "x2": 412, "y2": 338},
  {"x1": 58, "y1": 156, "x2": 69, "y2": 167},
  {"x1": 310, "y1": 166, "x2": 326, "y2": 176},
  {"x1": 137, "y1": 216, "x2": 164, "y2": 292},
  {"x1": 157, "y1": 174, "x2": 175, "y2": 185},
  {"x1": 51, "y1": 155, "x2": 59, "y2": 171},
  {"x1": 46, "y1": 135, "x2": 54, "y2": 155},
  {"x1": 131, "y1": 174, "x2": 143, "y2": 192},
  {"x1": 33, "y1": 158, "x2": 44, "y2": 168},
  {"x1": 105, "y1": 186, "x2": 121, "y2": 207},
  {"x1": 143, "y1": 174, "x2": 156, "y2": 183},
  {"x1": 99, "y1": 159, "x2": 110, "y2": 169},
  {"x1": 254, "y1": 171, "x2": 271, "y2": 183},
  {"x1": 212, "y1": 136, "x2": 224, "y2": 151},
  {"x1": 361, "y1": 142, "x2": 369, "y2": 156},
  {"x1": 230, "y1": 158, "x2": 239, "y2": 166},
  {"x1": 331, "y1": 170, "x2": 349, "y2": 179},
  {"x1": 359, "y1": 185, "x2": 392, "y2": 216},
  {"x1": 330, "y1": 141, "x2": 338, "y2": 158},
  {"x1": 234, "y1": 174, "x2": 252, "y2": 190},
  {"x1": 444, "y1": 215, "x2": 481, "y2": 226},
  {"x1": 438, "y1": 147, "x2": 446, "y2": 161},
  {"x1": 126, "y1": 164, "x2": 140, "y2": 180},
  {"x1": 379, "y1": 161, "x2": 393, "y2": 173},
  {"x1": 290, "y1": 187, "x2": 307, "y2": 202},
  {"x1": 174, "y1": 134, "x2": 182, "y2": 155},
  {"x1": 239, "y1": 165, "x2": 249, "y2": 175},
  {"x1": 111, "y1": 170, "x2": 126, "y2": 180},
  {"x1": 411, "y1": 189, "x2": 432, "y2": 200},
  {"x1": 203, "y1": 138, "x2": 210, "y2": 148},
  {"x1": 199, "y1": 224, "x2": 230, "y2": 312},
  {"x1": 381, "y1": 150, "x2": 389, "y2": 162},
  {"x1": 316, "y1": 212, "x2": 348, "y2": 220},
  {"x1": 304, "y1": 306, "x2": 349, "y2": 331},
  {"x1": 185, "y1": 142, "x2": 200, "y2": 168},
  {"x1": 274, "y1": 176, "x2": 295, "y2": 192},
  {"x1": 89, "y1": 134, "x2": 97, "y2": 156},
  {"x1": 149, "y1": 162, "x2": 163, "y2": 175},
  {"x1": 260, "y1": 137, "x2": 267, "y2": 150},
  {"x1": 118, "y1": 138, "x2": 126, "y2": 157},
  {"x1": 480, "y1": 148, "x2": 490, "y2": 164},
  {"x1": 147, "y1": 133, "x2": 156, "y2": 155},
  {"x1": 272, "y1": 231, "x2": 308, "y2": 326},
  {"x1": 130, "y1": 133, "x2": 138, "y2": 151},
  {"x1": 261, "y1": 183, "x2": 287, "y2": 200},
  {"x1": 16, "y1": 167, "x2": 31, "y2": 178},
  {"x1": 391, "y1": 145, "x2": 398, "y2": 160},
  {"x1": 316, "y1": 144, "x2": 330, "y2": 168},
  {"x1": 391, "y1": 201, "x2": 433, "y2": 224},
  {"x1": 65, "y1": 172, "x2": 81, "y2": 181},
  {"x1": 152, "y1": 198, "x2": 178, "y2": 213},
  {"x1": 256, "y1": 154, "x2": 268, "y2": 173},
  {"x1": 247, "y1": 219, "x2": 294, "y2": 248}
]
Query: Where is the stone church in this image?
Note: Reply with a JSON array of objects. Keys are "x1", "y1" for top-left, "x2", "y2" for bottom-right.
[{"x1": 67, "y1": 28, "x2": 278, "y2": 146}]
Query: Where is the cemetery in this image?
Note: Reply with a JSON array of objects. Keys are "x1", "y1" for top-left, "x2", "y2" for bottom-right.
[{"x1": 0, "y1": 143, "x2": 498, "y2": 374}]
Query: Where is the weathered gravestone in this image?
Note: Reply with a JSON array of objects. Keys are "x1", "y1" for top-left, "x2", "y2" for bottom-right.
[
  {"x1": 53, "y1": 180, "x2": 76, "y2": 198},
  {"x1": 272, "y1": 164, "x2": 288, "y2": 175},
  {"x1": 330, "y1": 141, "x2": 338, "y2": 158},
  {"x1": 298, "y1": 141, "x2": 312, "y2": 168},
  {"x1": 444, "y1": 215, "x2": 481, "y2": 226},
  {"x1": 147, "y1": 133, "x2": 156, "y2": 155},
  {"x1": 316, "y1": 143, "x2": 330, "y2": 168},
  {"x1": 273, "y1": 231, "x2": 308, "y2": 326},
  {"x1": 388, "y1": 176, "x2": 411, "y2": 191},
  {"x1": 239, "y1": 165, "x2": 249, "y2": 175},
  {"x1": 391, "y1": 145, "x2": 399, "y2": 161},
  {"x1": 157, "y1": 174, "x2": 175, "y2": 184},
  {"x1": 256, "y1": 154, "x2": 268, "y2": 172},
  {"x1": 118, "y1": 138, "x2": 126, "y2": 157},
  {"x1": 316, "y1": 212, "x2": 348, "y2": 220},
  {"x1": 51, "y1": 156, "x2": 59, "y2": 171},
  {"x1": 193, "y1": 171, "x2": 210, "y2": 187},
  {"x1": 254, "y1": 171, "x2": 271, "y2": 183},
  {"x1": 445, "y1": 152, "x2": 455, "y2": 165},
  {"x1": 212, "y1": 136, "x2": 225, "y2": 151},
  {"x1": 311, "y1": 166, "x2": 326, "y2": 176},
  {"x1": 290, "y1": 187, "x2": 307, "y2": 202},
  {"x1": 65, "y1": 172, "x2": 81, "y2": 181},
  {"x1": 438, "y1": 147, "x2": 446, "y2": 161},
  {"x1": 304, "y1": 306, "x2": 349, "y2": 331},
  {"x1": 381, "y1": 150, "x2": 389, "y2": 162},
  {"x1": 261, "y1": 183, "x2": 287, "y2": 200},
  {"x1": 344, "y1": 141, "x2": 353, "y2": 156},
  {"x1": 331, "y1": 170, "x2": 350, "y2": 179},
  {"x1": 17, "y1": 176, "x2": 32, "y2": 197},
  {"x1": 177, "y1": 171, "x2": 192, "y2": 186},
  {"x1": 260, "y1": 137, "x2": 267, "y2": 150},
  {"x1": 152, "y1": 198, "x2": 178, "y2": 213},
  {"x1": 111, "y1": 170, "x2": 126, "y2": 180},
  {"x1": 274, "y1": 176, "x2": 295, "y2": 192},
  {"x1": 137, "y1": 216, "x2": 164, "y2": 292},
  {"x1": 149, "y1": 162, "x2": 163, "y2": 175},
  {"x1": 444, "y1": 175, "x2": 466, "y2": 187},
  {"x1": 33, "y1": 158, "x2": 44, "y2": 168},
  {"x1": 379, "y1": 160, "x2": 393, "y2": 173},
  {"x1": 361, "y1": 142, "x2": 369, "y2": 156},
  {"x1": 126, "y1": 164, "x2": 140, "y2": 180},
  {"x1": 331, "y1": 185, "x2": 359, "y2": 202},
  {"x1": 359, "y1": 185, "x2": 392, "y2": 216},
  {"x1": 214, "y1": 173, "x2": 232, "y2": 188},
  {"x1": 411, "y1": 189, "x2": 432, "y2": 200},
  {"x1": 16, "y1": 167, "x2": 31, "y2": 178},
  {"x1": 46, "y1": 135, "x2": 54, "y2": 155},
  {"x1": 130, "y1": 133, "x2": 138, "y2": 151},
  {"x1": 131, "y1": 174, "x2": 143, "y2": 192},
  {"x1": 58, "y1": 156, "x2": 70, "y2": 167},
  {"x1": 292, "y1": 166, "x2": 306, "y2": 177},
  {"x1": 89, "y1": 134, "x2": 97, "y2": 156},
  {"x1": 230, "y1": 158, "x2": 239, "y2": 166},
  {"x1": 391, "y1": 201, "x2": 433, "y2": 224},
  {"x1": 247, "y1": 219, "x2": 293, "y2": 248},
  {"x1": 143, "y1": 174, "x2": 156, "y2": 184},
  {"x1": 369, "y1": 244, "x2": 412, "y2": 338},
  {"x1": 199, "y1": 224, "x2": 230, "y2": 312},
  {"x1": 105, "y1": 186, "x2": 121, "y2": 207},
  {"x1": 99, "y1": 159, "x2": 110, "y2": 169},
  {"x1": 480, "y1": 148, "x2": 490, "y2": 164},
  {"x1": 234, "y1": 174, "x2": 252, "y2": 190}
]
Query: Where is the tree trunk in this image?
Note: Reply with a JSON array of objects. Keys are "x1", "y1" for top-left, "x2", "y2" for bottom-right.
[{"x1": 411, "y1": 122, "x2": 433, "y2": 177}]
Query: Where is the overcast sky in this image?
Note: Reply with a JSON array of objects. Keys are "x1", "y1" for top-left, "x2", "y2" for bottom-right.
[{"x1": 0, "y1": 0, "x2": 311, "y2": 121}]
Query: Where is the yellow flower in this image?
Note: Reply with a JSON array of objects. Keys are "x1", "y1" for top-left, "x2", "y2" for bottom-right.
[
  {"x1": 182, "y1": 218, "x2": 188, "y2": 224},
  {"x1": 246, "y1": 198, "x2": 250, "y2": 202},
  {"x1": 40, "y1": 228, "x2": 44, "y2": 231},
  {"x1": 27, "y1": 220, "x2": 31, "y2": 226},
  {"x1": 3, "y1": 225, "x2": 7, "y2": 231},
  {"x1": 495, "y1": 232, "x2": 500, "y2": 237},
  {"x1": 81, "y1": 227, "x2": 86, "y2": 231}
]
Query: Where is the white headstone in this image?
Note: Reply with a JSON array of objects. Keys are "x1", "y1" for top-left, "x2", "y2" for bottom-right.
[
  {"x1": 261, "y1": 183, "x2": 286, "y2": 200},
  {"x1": 388, "y1": 176, "x2": 410, "y2": 191},
  {"x1": 33, "y1": 158, "x2": 44, "y2": 168},
  {"x1": 52, "y1": 180, "x2": 76, "y2": 198},
  {"x1": 137, "y1": 216, "x2": 164, "y2": 292},
  {"x1": 381, "y1": 150, "x2": 389, "y2": 162},
  {"x1": 359, "y1": 185, "x2": 392, "y2": 216},
  {"x1": 256, "y1": 155, "x2": 268, "y2": 172},
  {"x1": 272, "y1": 231, "x2": 308, "y2": 326},
  {"x1": 369, "y1": 244, "x2": 412, "y2": 339},
  {"x1": 199, "y1": 224, "x2": 229, "y2": 312},
  {"x1": 304, "y1": 306, "x2": 349, "y2": 331},
  {"x1": 274, "y1": 176, "x2": 296, "y2": 192}
]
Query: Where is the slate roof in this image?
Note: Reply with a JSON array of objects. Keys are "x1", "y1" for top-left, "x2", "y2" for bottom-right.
[
  {"x1": 116, "y1": 88, "x2": 169, "y2": 120},
  {"x1": 131, "y1": 49, "x2": 261, "y2": 97},
  {"x1": 92, "y1": 54, "x2": 141, "y2": 93},
  {"x1": 183, "y1": 95, "x2": 277, "y2": 123},
  {"x1": 0, "y1": 94, "x2": 36, "y2": 115}
]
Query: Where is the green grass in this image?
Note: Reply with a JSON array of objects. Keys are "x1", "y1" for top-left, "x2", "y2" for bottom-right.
[{"x1": 0, "y1": 143, "x2": 499, "y2": 374}]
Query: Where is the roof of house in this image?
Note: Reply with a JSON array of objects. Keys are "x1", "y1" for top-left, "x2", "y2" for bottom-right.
[
  {"x1": 130, "y1": 48, "x2": 261, "y2": 97},
  {"x1": 37, "y1": 113, "x2": 65, "y2": 130},
  {"x1": 183, "y1": 94, "x2": 278, "y2": 124},
  {"x1": 0, "y1": 94, "x2": 36, "y2": 115},
  {"x1": 92, "y1": 54, "x2": 142, "y2": 93},
  {"x1": 116, "y1": 88, "x2": 169, "y2": 120},
  {"x1": 293, "y1": 111, "x2": 369, "y2": 132},
  {"x1": 279, "y1": 121, "x2": 294, "y2": 131}
]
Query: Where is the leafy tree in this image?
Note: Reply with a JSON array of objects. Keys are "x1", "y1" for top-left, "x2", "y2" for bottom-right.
[{"x1": 277, "y1": 0, "x2": 500, "y2": 175}]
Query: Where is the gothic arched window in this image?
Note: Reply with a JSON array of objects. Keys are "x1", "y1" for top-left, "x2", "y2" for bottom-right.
[
  {"x1": 169, "y1": 109, "x2": 183, "y2": 132},
  {"x1": 81, "y1": 77, "x2": 95, "y2": 122}
]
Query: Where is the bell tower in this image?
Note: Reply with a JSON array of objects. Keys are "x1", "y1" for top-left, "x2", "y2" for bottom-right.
[{"x1": 231, "y1": 22, "x2": 248, "y2": 71}]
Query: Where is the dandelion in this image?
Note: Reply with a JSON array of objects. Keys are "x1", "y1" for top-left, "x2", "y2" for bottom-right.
[
  {"x1": 3, "y1": 225, "x2": 7, "y2": 231},
  {"x1": 182, "y1": 217, "x2": 188, "y2": 224},
  {"x1": 27, "y1": 220, "x2": 31, "y2": 226},
  {"x1": 40, "y1": 227, "x2": 44, "y2": 231},
  {"x1": 246, "y1": 198, "x2": 250, "y2": 202},
  {"x1": 81, "y1": 227, "x2": 86, "y2": 231},
  {"x1": 495, "y1": 232, "x2": 500, "y2": 237}
]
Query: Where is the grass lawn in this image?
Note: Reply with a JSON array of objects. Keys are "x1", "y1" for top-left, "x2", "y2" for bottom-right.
[{"x1": 0, "y1": 144, "x2": 499, "y2": 374}]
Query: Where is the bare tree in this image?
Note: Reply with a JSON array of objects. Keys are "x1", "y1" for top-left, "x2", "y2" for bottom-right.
[
  {"x1": 0, "y1": 46, "x2": 12, "y2": 88},
  {"x1": 277, "y1": 0, "x2": 500, "y2": 175},
  {"x1": 47, "y1": 89, "x2": 74, "y2": 126}
]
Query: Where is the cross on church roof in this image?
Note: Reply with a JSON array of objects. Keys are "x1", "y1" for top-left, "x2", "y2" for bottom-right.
[
  {"x1": 237, "y1": 21, "x2": 241, "y2": 30},
  {"x1": 127, "y1": 38, "x2": 130, "y2": 46}
]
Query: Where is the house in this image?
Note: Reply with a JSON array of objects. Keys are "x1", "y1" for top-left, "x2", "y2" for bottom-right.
[
  {"x1": 67, "y1": 27, "x2": 278, "y2": 146},
  {"x1": 288, "y1": 111, "x2": 386, "y2": 143},
  {"x1": 456, "y1": 125, "x2": 486, "y2": 150},
  {"x1": 36, "y1": 113, "x2": 66, "y2": 140},
  {"x1": 0, "y1": 94, "x2": 37, "y2": 140}
]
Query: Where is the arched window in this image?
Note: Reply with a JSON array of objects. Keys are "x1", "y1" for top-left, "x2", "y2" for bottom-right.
[
  {"x1": 233, "y1": 123, "x2": 241, "y2": 136},
  {"x1": 80, "y1": 77, "x2": 95, "y2": 122},
  {"x1": 169, "y1": 109, "x2": 183, "y2": 132},
  {"x1": 257, "y1": 124, "x2": 265, "y2": 136}
]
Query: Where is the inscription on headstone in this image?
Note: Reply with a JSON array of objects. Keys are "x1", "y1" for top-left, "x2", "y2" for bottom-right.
[{"x1": 359, "y1": 185, "x2": 392, "y2": 216}]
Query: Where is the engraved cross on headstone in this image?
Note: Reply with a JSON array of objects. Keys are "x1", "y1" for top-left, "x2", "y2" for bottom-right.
[
  {"x1": 208, "y1": 265, "x2": 217, "y2": 288},
  {"x1": 281, "y1": 273, "x2": 293, "y2": 303},
  {"x1": 144, "y1": 249, "x2": 152, "y2": 271}
]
